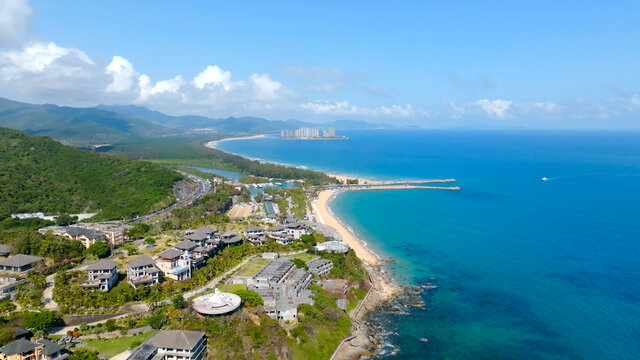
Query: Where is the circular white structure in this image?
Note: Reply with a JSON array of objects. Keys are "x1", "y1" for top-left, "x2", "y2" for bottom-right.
[
  {"x1": 192, "y1": 289, "x2": 241, "y2": 315},
  {"x1": 315, "y1": 240, "x2": 350, "y2": 254}
]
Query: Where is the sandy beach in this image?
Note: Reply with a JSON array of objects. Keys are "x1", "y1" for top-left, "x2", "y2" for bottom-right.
[
  {"x1": 205, "y1": 134, "x2": 267, "y2": 149},
  {"x1": 312, "y1": 189, "x2": 401, "y2": 298}
]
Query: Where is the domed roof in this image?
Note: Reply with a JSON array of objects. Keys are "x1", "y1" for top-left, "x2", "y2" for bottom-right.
[{"x1": 192, "y1": 289, "x2": 241, "y2": 315}]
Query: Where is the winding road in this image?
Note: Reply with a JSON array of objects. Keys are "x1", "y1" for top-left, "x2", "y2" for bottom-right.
[{"x1": 130, "y1": 172, "x2": 211, "y2": 224}]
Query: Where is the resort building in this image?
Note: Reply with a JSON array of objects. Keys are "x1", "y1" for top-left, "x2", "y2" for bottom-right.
[
  {"x1": 244, "y1": 226, "x2": 266, "y2": 245},
  {"x1": 0, "y1": 254, "x2": 43, "y2": 274},
  {"x1": 0, "y1": 277, "x2": 27, "y2": 301},
  {"x1": 126, "y1": 330, "x2": 207, "y2": 360},
  {"x1": 155, "y1": 249, "x2": 192, "y2": 281},
  {"x1": 286, "y1": 223, "x2": 309, "y2": 239},
  {"x1": 306, "y1": 258, "x2": 334, "y2": 277},
  {"x1": 267, "y1": 225, "x2": 293, "y2": 245},
  {"x1": 215, "y1": 231, "x2": 243, "y2": 247},
  {"x1": 81, "y1": 260, "x2": 118, "y2": 292},
  {"x1": 0, "y1": 338, "x2": 68, "y2": 360},
  {"x1": 185, "y1": 226, "x2": 217, "y2": 244},
  {"x1": 0, "y1": 245, "x2": 11, "y2": 258},
  {"x1": 127, "y1": 257, "x2": 162, "y2": 288},
  {"x1": 38, "y1": 223, "x2": 131, "y2": 247}
]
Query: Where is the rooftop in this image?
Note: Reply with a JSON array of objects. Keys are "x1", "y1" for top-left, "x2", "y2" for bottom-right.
[
  {"x1": 0, "y1": 338, "x2": 37, "y2": 355},
  {"x1": 86, "y1": 260, "x2": 117, "y2": 271},
  {"x1": 128, "y1": 256, "x2": 156, "y2": 268},
  {"x1": 145, "y1": 330, "x2": 206, "y2": 350},
  {"x1": 156, "y1": 248, "x2": 184, "y2": 259},
  {"x1": 0, "y1": 254, "x2": 43, "y2": 268}
]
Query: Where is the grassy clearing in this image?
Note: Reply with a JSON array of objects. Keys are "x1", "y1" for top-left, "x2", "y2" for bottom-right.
[
  {"x1": 291, "y1": 252, "x2": 319, "y2": 262},
  {"x1": 83, "y1": 330, "x2": 156, "y2": 358},
  {"x1": 234, "y1": 257, "x2": 271, "y2": 277},
  {"x1": 216, "y1": 283, "x2": 247, "y2": 292}
]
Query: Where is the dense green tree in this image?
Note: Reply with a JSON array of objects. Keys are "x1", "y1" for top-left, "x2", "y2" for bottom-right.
[
  {"x1": 292, "y1": 258, "x2": 309, "y2": 270},
  {"x1": 0, "y1": 327, "x2": 15, "y2": 346},
  {"x1": 172, "y1": 294, "x2": 186, "y2": 309},
  {"x1": 234, "y1": 289, "x2": 264, "y2": 307},
  {"x1": 68, "y1": 348, "x2": 99, "y2": 360},
  {"x1": 0, "y1": 127, "x2": 182, "y2": 220},
  {"x1": 55, "y1": 214, "x2": 78, "y2": 226},
  {"x1": 85, "y1": 241, "x2": 110, "y2": 258},
  {"x1": 146, "y1": 312, "x2": 165, "y2": 330},
  {"x1": 22, "y1": 311, "x2": 61, "y2": 331},
  {"x1": 127, "y1": 223, "x2": 150, "y2": 238}
]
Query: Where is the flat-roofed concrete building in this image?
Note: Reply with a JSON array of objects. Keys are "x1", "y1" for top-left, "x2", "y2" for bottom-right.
[
  {"x1": 127, "y1": 256, "x2": 161, "y2": 288},
  {"x1": 306, "y1": 258, "x2": 334, "y2": 277},
  {"x1": 0, "y1": 254, "x2": 42, "y2": 274},
  {"x1": 81, "y1": 260, "x2": 118, "y2": 292},
  {"x1": 126, "y1": 330, "x2": 207, "y2": 360}
]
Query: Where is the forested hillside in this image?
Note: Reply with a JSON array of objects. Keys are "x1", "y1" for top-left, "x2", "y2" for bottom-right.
[
  {"x1": 0, "y1": 98, "x2": 170, "y2": 146},
  {"x1": 0, "y1": 127, "x2": 182, "y2": 219}
]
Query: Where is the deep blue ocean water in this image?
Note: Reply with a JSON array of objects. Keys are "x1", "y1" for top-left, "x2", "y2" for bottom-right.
[{"x1": 215, "y1": 130, "x2": 640, "y2": 359}]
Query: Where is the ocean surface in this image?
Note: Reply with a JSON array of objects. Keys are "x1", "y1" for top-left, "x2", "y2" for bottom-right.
[{"x1": 214, "y1": 130, "x2": 640, "y2": 360}]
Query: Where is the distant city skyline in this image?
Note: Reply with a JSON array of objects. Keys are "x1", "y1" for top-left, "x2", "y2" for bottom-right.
[{"x1": 0, "y1": 0, "x2": 639, "y2": 129}]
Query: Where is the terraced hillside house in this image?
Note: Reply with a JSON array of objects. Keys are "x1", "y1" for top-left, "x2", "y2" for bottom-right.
[
  {"x1": 126, "y1": 330, "x2": 207, "y2": 360},
  {"x1": 155, "y1": 249, "x2": 192, "y2": 281},
  {"x1": 244, "y1": 226, "x2": 266, "y2": 245},
  {"x1": 215, "y1": 231, "x2": 243, "y2": 247},
  {"x1": 267, "y1": 225, "x2": 293, "y2": 245},
  {"x1": 81, "y1": 260, "x2": 118, "y2": 292},
  {"x1": 0, "y1": 338, "x2": 68, "y2": 360},
  {"x1": 0, "y1": 245, "x2": 10, "y2": 258},
  {"x1": 0, "y1": 255, "x2": 42, "y2": 274},
  {"x1": 127, "y1": 257, "x2": 162, "y2": 288},
  {"x1": 0, "y1": 277, "x2": 27, "y2": 301}
]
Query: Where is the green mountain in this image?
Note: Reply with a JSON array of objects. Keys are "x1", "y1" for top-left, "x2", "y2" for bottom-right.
[
  {"x1": 97, "y1": 104, "x2": 297, "y2": 133},
  {"x1": 0, "y1": 127, "x2": 182, "y2": 219},
  {"x1": 0, "y1": 98, "x2": 171, "y2": 146}
]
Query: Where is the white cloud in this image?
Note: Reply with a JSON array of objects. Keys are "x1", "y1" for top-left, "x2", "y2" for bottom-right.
[
  {"x1": 301, "y1": 100, "x2": 427, "y2": 117},
  {"x1": 138, "y1": 74, "x2": 184, "y2": 100},
  {"x1": 0, "y1": 0, "x2": 32, "y2": 47},
  {"x1": 105, "y1": 56, "x2": 135, "y2": 92},
  {"x1": 193, "y1": 65, "x2": 232, "y2": 91},
  {"x1": 630, "y1": 95, "x2": 640, "y2": 106},
  {"x1": 250, "y1": 73, "x2": 282, "y2": 100},
  {"x1": 475, "y1": 99, "x2": 512, "y2": 119}
]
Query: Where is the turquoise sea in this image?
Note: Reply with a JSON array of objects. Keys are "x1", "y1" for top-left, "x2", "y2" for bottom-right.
[{"x1": 214, "y1": 130, "x2": 640, "y2": 359}]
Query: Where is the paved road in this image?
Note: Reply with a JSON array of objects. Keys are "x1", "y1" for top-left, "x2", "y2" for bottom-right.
[{"x1": 130, "y1": 173, "x2": 211, "y2": 224}]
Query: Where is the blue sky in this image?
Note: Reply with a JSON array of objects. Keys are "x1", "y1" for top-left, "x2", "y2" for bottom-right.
[{"x1": 1, "y1": 0, "x2": 639, "y2": 128}]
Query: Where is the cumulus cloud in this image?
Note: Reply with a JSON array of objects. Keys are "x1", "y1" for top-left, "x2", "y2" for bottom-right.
[
  {"x1": 193, "y1": 65, "x2": 232, "y2": 91},
  {"x1": 301, "y1": 100, "x2": 427, "y2": 117},
  {"x1": 105, "y1": 56, "x2": 135, "y2": 92},
  {"x1": 0, "y1": 0, "x2": 32, "y2": 47},
  {"x1": 475, "y1": 99, "x2": 512, "y2": 118},
  {"x1": 250, "y1": 73, "x2": 282, "y2": 100},
  {"x1": 529, "y1": 101, "x2": 558, "y2": 112}
]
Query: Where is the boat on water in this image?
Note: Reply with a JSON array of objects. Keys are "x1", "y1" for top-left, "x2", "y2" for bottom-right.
[{"x1": 541, "y1": 177, "x2": 549, "y2": 181}]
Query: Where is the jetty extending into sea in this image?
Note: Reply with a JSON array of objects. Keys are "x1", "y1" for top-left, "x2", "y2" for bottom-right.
[{"x1": 329, "y1": 178, "x2": 460, "y2": 191}]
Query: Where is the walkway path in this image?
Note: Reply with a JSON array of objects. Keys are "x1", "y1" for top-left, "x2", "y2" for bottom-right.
[{"x1": 42, "y1": 274, "x2": 58, "y2": 310}]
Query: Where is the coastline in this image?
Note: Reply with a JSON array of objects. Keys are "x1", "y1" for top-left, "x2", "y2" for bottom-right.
[
  {"x1": 205, "y1": 134, "x2": 267, "y2": 149},
  {"x1": 205, "y1": 134, "x2": 406, "y2": 358},
  {"x1": 313, "y1": 189, "x2": 403, "y2": 359}
]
